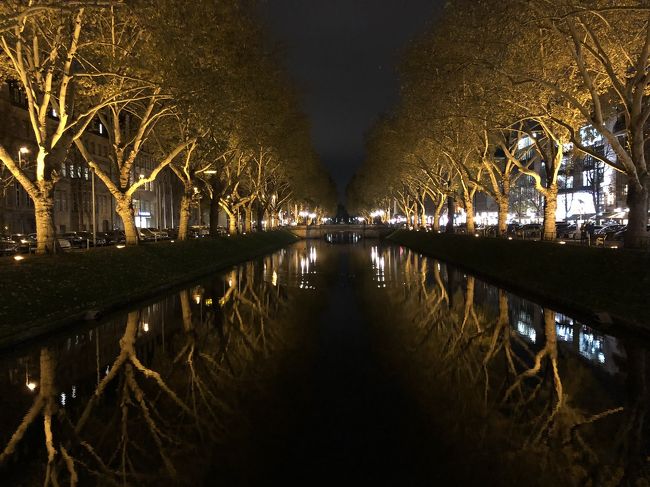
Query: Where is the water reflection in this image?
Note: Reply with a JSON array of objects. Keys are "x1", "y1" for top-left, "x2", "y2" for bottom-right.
[
  {"x1": 0, "y1": 256, "x2": 296, "y2": 485},
  {"x1": 0, "y1": 241, "x2": 647, "y2": 485},
  {"x1": 367, "y1": 244, "x2": 647, "y2": 484}
]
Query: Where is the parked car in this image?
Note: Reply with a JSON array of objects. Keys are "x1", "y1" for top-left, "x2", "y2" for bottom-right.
[
  {"x1": 147, "y1": 228, "x2": 168, "y2": 240},
  {"x1": 76, "y1": 231, "x2": 107, "y2": 246},
  {"x1": 558, "y1": 224, "x2": 578, "y2": 239},
  {"x1": 138, "y1": 228, "x2": 156, "y2": 241},
  {"x1": 517, "y1": 223, "x2": 542, "y2": 238},
  {"x1": 0, "y1": 238, "x2": 19, "y2": 256},
  {"x1": 61, "y1": 232, "x2": 86, "y2": 248},
  {"x1": 595, "y1": 224, "x2": 625, "y2": 240},
  {"x1": 506, "y1": 223, "x2": 521, "y2": 236},
  {"x1": 100, "y1": 230, "x2": 126, "y2": 245},
  {"x1": 163, "y1": 228, "x2": 178, "y2": 240},
  {"x1": 613, "y1": 225, "x2": 650, "y2": 241},
  {"x1": 189, "y1": 225, "x2": 209, "y2": 238},
  {"x1": 9, "y1": 233, "x2": 36, "y2": 253}
]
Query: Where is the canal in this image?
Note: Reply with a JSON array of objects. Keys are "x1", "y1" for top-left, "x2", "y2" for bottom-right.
[{"x1": 0, "y1": 238, "x2": 647, "y2": 485}]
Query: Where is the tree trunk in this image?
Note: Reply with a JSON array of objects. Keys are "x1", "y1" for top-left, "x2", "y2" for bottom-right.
[
  {"x1": 625, "y1": 177, "x2": 649, "y2": 249},
  {"x1": 178, "y1": 192, "x2": 192, "y2": 241},
  {"x1": 256, "y1": 204, "x2": 265, "y2": 231},
  {"x1": 227, "y1": 210, "x2": 237, "y2": 235},
  {"x1": 403, "y1": 206, "x2": 411, "y2": 229},
  {"x1": 464, "y1": 194, "x2": 475, "y2": 234},
  {"x1": 180, "y1": 290, "x2": 193, "y2": 333},
  {"x1": 34, "y1": 197, "x2": 57, "y2": 254},
  {"x1": 432, "y1": 196, "x2": 445, "y2": 232},
  {"x1": 446, "y1": 196, "x2": 455, "y2": 233},
  {"x1": 542, "y1": 185, "x2": 558, "y2": 241},
  {"x1": 244, "y1": 205, "x2": 252, "y2": 233},
  {"x1": 115, "y1": 197, "x2": 139, "y2": 245},
  {"x1": 209, "y1": 194, "x2": 220, "y2": 237},
  {"x1": 497, "y1": 196, "x2": 509, "y2": 238}
]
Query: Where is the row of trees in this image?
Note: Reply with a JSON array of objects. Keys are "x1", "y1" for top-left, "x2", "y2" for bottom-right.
[
  {"x1": 348, "y1": 0, "x2": 650, "y2": 249},
  {"x1": 0, "y1": 0, "x2": 336, "y2": 253}
]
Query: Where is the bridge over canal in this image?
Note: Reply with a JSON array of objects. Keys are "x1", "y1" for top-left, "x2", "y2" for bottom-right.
[{"x1": 289, "y1": 224, "x2": 394, "y2": 239}]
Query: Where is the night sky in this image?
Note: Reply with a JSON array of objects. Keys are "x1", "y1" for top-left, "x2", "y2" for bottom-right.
[{"x1": 262, "y1": 0, "x2": 444, "y2": 197}]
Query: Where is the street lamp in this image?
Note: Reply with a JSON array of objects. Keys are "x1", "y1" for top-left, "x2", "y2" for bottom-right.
[
  {"x1": 91, "y1": 167, "x2": 96, "y2": 247},
  {"x1": 18, "y1": 146, "x2": 29, "y2": 164}
]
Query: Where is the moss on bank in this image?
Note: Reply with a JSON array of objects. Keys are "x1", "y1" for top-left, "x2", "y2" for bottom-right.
[
  {"x1": 0, "y1": 230, "x2": 299, "y2": 348},
  {"x1": 388, "y1": 230, "x2": 650, "y2": 331}
]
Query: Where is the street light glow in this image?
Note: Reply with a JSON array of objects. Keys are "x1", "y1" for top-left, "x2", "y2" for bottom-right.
[{"x1": 19, "y1": 147, "x2": 29, "y2": 154}]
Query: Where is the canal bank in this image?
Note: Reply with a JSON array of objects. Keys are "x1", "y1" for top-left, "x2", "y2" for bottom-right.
[
  {"x1": 388, "y1": 229, "x2": 650, "y2": 333},
  {"x1": 0, "y1": 230, "x2": 299, "y2": 349}
]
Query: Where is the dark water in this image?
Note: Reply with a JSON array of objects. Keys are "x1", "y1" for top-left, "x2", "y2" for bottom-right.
[{"x1": 0, "y1": 239, "x2": 647, "y2": 485}]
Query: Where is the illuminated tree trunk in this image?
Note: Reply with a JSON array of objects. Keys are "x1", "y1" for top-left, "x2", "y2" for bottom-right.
[
  {"x1": 464, "y1": 193, "x2": 475, "y2": 234},
  {"x1": 178, "y1": 191, "x2": 192, "y2": 241},
  {"x1": 432, "y1": 196, "x2": 444, "y2": 232},
  {"x1": 625, "y1": 177, "x2": 649, "y2": 249},
  {"x1": 115, "y1": 196, "x2": 139, "y2": 245},
  {"x1": 34, "y1": 196, "x2": 57, "y2": 254},
  {"x1": 497, "y1": 196, "x2": 509, "y2": 237},
  {"x1": 228, "y1": 211, "x2": 237, "y2": 235},
  {"x1": 542, "y1": 184, "x2": 558, "y2": 241},
  {"x1": 412, "y1": 204, "x2": 419, "y2": 227}
]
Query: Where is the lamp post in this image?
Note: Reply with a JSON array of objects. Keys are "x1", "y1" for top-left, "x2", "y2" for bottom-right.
[{"x1": 91, "y1": 167, "x2": 96, "y2": 247}]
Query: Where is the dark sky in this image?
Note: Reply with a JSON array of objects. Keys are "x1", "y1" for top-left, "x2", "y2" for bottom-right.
[{"x1": 262, "y1": 0, "x2": 443, "y2": 197}]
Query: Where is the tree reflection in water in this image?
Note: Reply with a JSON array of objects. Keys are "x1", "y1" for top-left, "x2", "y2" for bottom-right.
[
  {"x1": 0, "y1": 258, "x2": 289, "y2": 486},
  {"x1": 367, "y1": 245, "x2": 646, "y2": 485}
]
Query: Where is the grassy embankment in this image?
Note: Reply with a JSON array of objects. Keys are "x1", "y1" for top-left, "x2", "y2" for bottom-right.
[
  {"x1": 0, "y1": 230, "x2": 299, "y2": 348},
  {"x1": 389, "y1": 229, "x2": 650, "y2": 332}
]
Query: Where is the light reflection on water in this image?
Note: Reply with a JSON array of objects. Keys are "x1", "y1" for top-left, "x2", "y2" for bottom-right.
[
  {"x1": 0, "y1": 239, "x2": 646, "y2": 484},
  {"x1": 365, "y1": 243, "x2": 645, "y2": 483}
]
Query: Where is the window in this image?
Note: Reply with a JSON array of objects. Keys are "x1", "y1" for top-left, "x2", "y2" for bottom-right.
[
  {"x1": 8, "y1": 81, "x2": 27, "y2": 107},
  {"x1": 98, "y1": 123, "x2": 104, "y2": 135}
]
